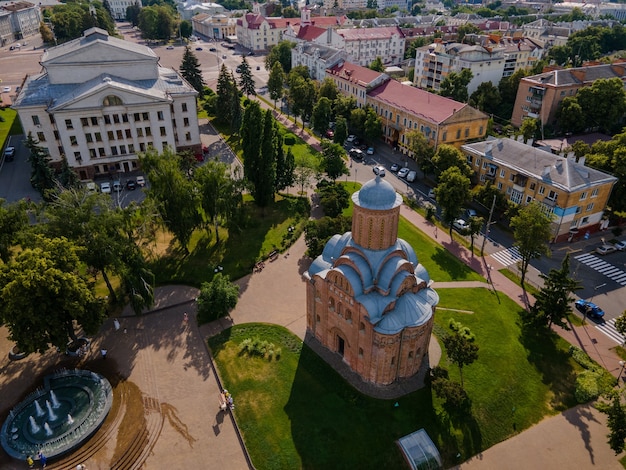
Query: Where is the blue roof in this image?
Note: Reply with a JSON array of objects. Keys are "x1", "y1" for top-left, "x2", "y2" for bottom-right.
[{"x1": 352, "y1": 176, "x2": 402, "y2": 211}]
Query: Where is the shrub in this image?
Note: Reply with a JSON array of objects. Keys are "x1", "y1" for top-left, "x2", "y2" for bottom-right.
[
  {"x1": 239, "y1": 337, "x2": 281, "y2": 360},
  {"x1": 575, "y1": 370, "x2": 600, "y2": 403},
  {"x1": 570, "y1": 346, "x2": 616, "y2": 403},
  {"x1": 284, "y1": 134, "x2": 296, "y2": 145}
]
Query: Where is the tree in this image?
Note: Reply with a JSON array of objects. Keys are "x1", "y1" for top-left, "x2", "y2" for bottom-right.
[
  {"x1": 49, "y1": 2, "x2": 114, "y2": 42},
  {"x1": 140, "y1": 147, "x2": 202, "y2": 252},
  {"x1": 138, "y1": 4, "x2": 176, "y2": 40},
  {"x1": 334, "y1": 95, "x2": 357, "y2": 121},
  {"x1": 435, "y1": 166, "x2": 471, "y2": 238},
  {"x1": 321, "y1": 141, "x2": 348, "y2": 181},
  {"x1": 275, "y1": 145, "x2": 295, "y2": 193},
  {"x1": 364, "y1": 107, "x2": 383, "y2": 143},
  {"x1": 267, "y1": 61, "x2": 286, "y2": 108},
  {"x1": 241, "y1": 101, "x2": 264, "y2": 180},
  {"x1": 439, "y1": 68, "x2": 473, "y2": 103},
  {"x1": 317, "y1": 181, "x2": 349, "y2": 218},
  {"x1": 368, "y1": 56, "x2": 385, "y2": 72},
  {"x1": 555, "y1": 97, "x2": 585, "y2": 134},
  {"x1": 256, "y1": 109, "x2": 278, "y2": 207},
  {"x1": 0, "y1": 236, "x2": 106, "y2": 354},
  {"x1": 126, "y1": 3, "x2": 141, "y2": 26},
  {"x1": 0, "y1": 199, "x2": 28, "y2": 263},
  {"x1": 430, "y1": 367, "x2": 470, "y2": 412},
  {"x1": 333, "y1": 116, "x2": 348, "y2": 145},
  {"x1": 498, "y1": 69, "x2": 527, "y2": 119},
  {"x1": 312, "y1": 96, "x2": 332, "y2": 135},
  {"x1": 406, "y1": 130, "x2": 435, "y2": 174},
  {"x1": 442, "y1": 328, "x2": 478, "y2": 388},
  {"x1": 57, "y1": 155, "x2": 80, "y2": 190},
  {"x1": 469, "y1": 81, "x2": 501, "y2": 116},
  {"x1": 304, "y1": 216, "x2": 351, "y2": 257},
  {"x1": 603, "y1": 394, "x2": 626, "y2": 454},
  {"x1": 615, "y1": 311, "x2": 626, "y2": 344},
  {"x1": 431, "y1": 144, "x2": 472, "y2": 179},
  {"x1": 519, "y1": 118, "x2": 539, "y2": 143},
  {"x1": 318, "y1": 77, "x2": 339, "y2": 102},
  {"x1": 24, "y1": 132, "x2": 55, "y2": 200},
  {"x1": 457, "y1": 23, "x2": 481, "y2": 43},
  {"x1": 39, "y1": 21, "x2": 55, "y2": 44},
  {"x1": 467, "y1": 216, "x2": 484, "y2": 253},
  {"x1": 576, "y1": 77, "x2": 626, "y2": 133},
  {"x1": 216, "y1": 64, "x2": 236, "y2": 125},
  {"x1": 265, "y1": 40, "x2": 295, "y2": 73},
  {"x1": 196, "y1": 273, "x2": 239, "y2": 324},
  {"x1": 180, "y1": 19, "x2": 192, "y2": 38},
  {"x1": 294, "y1": 155, "x2": 317, "y2": 195},
  {"x1": 350, "y1": 108, "x2": 367, "y2": 136},
  {"x1": 288, "y1": 75, "x2": 316, "y2": 128},
  {"x1": 238, "y1": 56, "x2": 256, "y2": 97},
  {"x1": 527, "y1": 254, "x2": 581, "y2": 330},
  {"x1": 180, "y1": 46, "x2": 205, "y2": 96},
  {"x1": 510, "y1": 202, "x2": 553, "y2": 287}
]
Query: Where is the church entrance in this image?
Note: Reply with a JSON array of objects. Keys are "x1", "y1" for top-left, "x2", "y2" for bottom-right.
[{"x1": 337, "y1": 336, "x2": 345, "y2": 357}]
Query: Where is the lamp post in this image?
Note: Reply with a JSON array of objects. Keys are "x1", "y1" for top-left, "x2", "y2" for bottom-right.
[{"x1": 619, "y1": 361, "x2": 625, "y2": 383}]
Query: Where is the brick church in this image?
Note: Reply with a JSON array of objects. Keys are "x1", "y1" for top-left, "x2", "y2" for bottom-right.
[{"x1": 305, "y1": 176, "x2": 439, "y2": 386}]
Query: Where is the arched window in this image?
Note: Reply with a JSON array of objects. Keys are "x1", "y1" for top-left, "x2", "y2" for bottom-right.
[{"x1": 103, "y1": 95, "x2": 123, "y2": 107}]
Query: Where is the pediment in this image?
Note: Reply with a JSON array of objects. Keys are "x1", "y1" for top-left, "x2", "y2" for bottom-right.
[{"x1": 44, "y1": 41, "x2": 156, "y2": 67}]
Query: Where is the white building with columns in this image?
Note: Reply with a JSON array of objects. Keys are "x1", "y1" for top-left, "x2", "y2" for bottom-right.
[{"x1": 12, "y1": 27, "x2": 201, "y2": 181}]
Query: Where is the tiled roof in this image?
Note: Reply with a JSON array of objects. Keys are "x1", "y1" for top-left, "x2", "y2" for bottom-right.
[
  {"x1": 297, "y1": 24, "x2": 326, "y2": 41},
  {"x1": 527, "y1": 63, "x2": 626, "y2": 86},
  {"x1": 368, "y1": 79, "x2": 469, "y2": 124},
  {"x1": 337, "y1": 26, "x2": 404, "y2": 41},
  {"x1": 326, "y1": 62, "x2": 385, "y2": 87},
  {"x1": 239, "y1": 13, "x2": 347, "y2": 30},
  {"x1": 462, "y1": 138, "x2": 617, "y2": 192}
]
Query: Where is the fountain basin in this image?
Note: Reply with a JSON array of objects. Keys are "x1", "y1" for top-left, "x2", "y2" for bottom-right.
[{"x1": 1, "y1": 369, "x2": 113, "y2": 461}]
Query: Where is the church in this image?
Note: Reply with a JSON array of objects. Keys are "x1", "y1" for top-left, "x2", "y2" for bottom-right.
[{"x1": 305, "y1": 176, "x2": 438, "y2": 386}]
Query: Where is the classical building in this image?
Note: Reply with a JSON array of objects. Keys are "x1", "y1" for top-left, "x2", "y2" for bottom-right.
[
  {"x1": 0, "y1": 1, "x2": 41, "y2": 45},
  {"x1": 511, "y1": 62, "x2": 626, "y2": 128},
  {"x1": 291, "y1": 42, "x2": 347, "y2": 81},
  {"x1": 191, "y1": 13, "x2": 236, "y2": 40},
  {"x1": 306, "y1": 176, "x2": 439, "y2": 385},
  {"x1": 325, "y1": 61, "x2": 489, "y2": 151},
  {"x1": 12, "y1": 27, "x2": 201, "y2": 181},
  {"x1": 108, "y1": 0, "x2": 140, "y2": 20},
  {"x1": 462, "y1": 137, "x2": 618, "y2": 242}
]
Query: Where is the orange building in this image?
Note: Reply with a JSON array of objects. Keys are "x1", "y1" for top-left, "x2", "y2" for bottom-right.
[{"x1": 305, "y1": 177, "x2": 439, "y2": 386}]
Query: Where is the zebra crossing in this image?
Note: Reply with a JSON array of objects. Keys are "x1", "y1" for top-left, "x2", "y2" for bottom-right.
[
  {"x1": 595, "y1": 318, "x2": 626, "y2": 345},
  {"x1": 573, "y1": 253, "x2": 626, "y2": 286},
  {"x1": 489, "y1": 246, "x2": 522, "y2": 267}
]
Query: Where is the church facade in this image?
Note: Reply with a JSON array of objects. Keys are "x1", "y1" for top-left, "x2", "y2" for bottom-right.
[{"x1": 305, "y1": 177, "x2": 438, "y2": 385}]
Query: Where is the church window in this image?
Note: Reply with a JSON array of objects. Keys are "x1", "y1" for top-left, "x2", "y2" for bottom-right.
[
  {"x1": 345, "y1": 310, "x2": 352, "y2": 322},
  {"x1": 358, "y1": 348, "x2": 363, "y2": 357},
  {"x1": 360, "y1": 322, "x2": 365, "y2": 333},
  {"x1": 316, "y1": 315, "x2": 320, "y2": 323},
  {"x1": 103, "y1": 95, "x2": 123, "y2": 106},
  {"x1": 329, "y1": 297, "x2": 335, "y2": 311},
  {"x1": 408, "y1": 351, "x2": 413, "y2": 358},
  {"x1": 391, "y1": 356, "x2": 395, "y2": 365}
]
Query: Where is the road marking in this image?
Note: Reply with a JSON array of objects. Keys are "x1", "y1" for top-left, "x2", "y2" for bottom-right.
[
  {"x1": 490, "y1": 246, "x2": 522, "y2": 267},
  {"x1": 574, "y1": 253, "x2": 626, "y2": 285},
  {"x1": 595, "y1": 318, "x2": 625, "y2": 345}
]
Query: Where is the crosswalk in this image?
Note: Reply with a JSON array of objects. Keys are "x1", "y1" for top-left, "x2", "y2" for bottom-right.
[
  {"x1": 573, "y1": 253, "x2": 626, "y2": 286},
  {"x1": 595, "y1": 318, "x2": 625, "y2": 345},
  {"x1": 490, "y1": 246, "x2": 522, "y2": 267}
]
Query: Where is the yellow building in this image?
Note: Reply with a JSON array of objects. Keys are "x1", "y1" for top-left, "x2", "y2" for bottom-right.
[{"x1": 462, "y1": 138, "x2": 617, "y2": 242}]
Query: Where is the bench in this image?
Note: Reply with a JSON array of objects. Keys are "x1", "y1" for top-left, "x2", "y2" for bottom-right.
[{"x1": 269, "y1": 250, "x2": 279, "y2": 261}]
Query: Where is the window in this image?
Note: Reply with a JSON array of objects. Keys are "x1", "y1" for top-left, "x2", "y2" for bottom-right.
[
  {"x1": 70, "y1": 136, "x2": 77, "y2": 146},
  {"x1": 119, "y1": 145, "x2": 126, "y2": 154},
  {"x1": 479, "y1": 126, "x2": 483, "y2": 135},
  {"x1": 186, "y1": 132, "x2": 191, "y2": 141},
  {"x1": 74, "y1": 151, "x2": 81, "y2": 160},
  {"x1": 497, "y1": 182, "x2": 503, "y2": 190},
  {"x1": 360, "y1": 322, "x2": 365, "y2": 332},
  {"x1": 145, "y1": 127, "x2": 152, "y2": 137},
  {"x1": 113, "y1": 114, "x2": 120, "y2": 124},
  {"x1": 122, "y1": 114, "x2": 128, "y2": 123},
  {"x1": 37, "y1": 132, "x2": 46, "y2": 142},
  {"x1": 32, "y1": 115, "x2": 41, "y2": 126},
  {"x1": 107, "y1": 131, "x2": 114, "y2": 140},
  {"x1": 358, "y1": 348, "x2": 363, "y2": 358},
  {"x1": 128, "y1": 144, "x2": 135, "y2": 153},
  {"x1": 579, "y1": 191, "x2": 587, "y2": 200},
  {"x1": 183, "y1": 117, "x2": 190, "y2": 127},
  {"x1": 530, "y1": 182, "x2": 536, "y2": 190},
  {"x1": 482, "y1": 162, "x2": 488, "y2": 169},
  {"x1": 103, "y1": 95, "x2": 123, "y2": 106},
  {"x1": 91, "y1": 116, "x2": 98, "y2": 125},
  {"x1": 157, "y1": 111, "x2": 164, "y2": 121},
  {"x1": 142, "y1": 112, "x2": 149, "y2": 121},
  {"x1": 182, "y1": 102, "x2": 188, "y2": 112},
  {"x1": 95, "y1": 132, "x2": 102, "y2": 142},
  {"x1": 500, "y1": 169, "x2": 506, "y2": 178},
  {"x1": 85, "y1": 133, "x2": 93, "y2": 143},
  {"x1": 547, "y1": 190, "x2": 558, "y2": 201},
  {"x1": 137, "y1": 128, "x2": 143, "y2": 137},
  {"x1": 581, "y1": 217, "x2": 589, "y2": 225},
  {"x1": 442, "y1": 131, "x2": 447, "y2": 141},
  {"x1": 49, "y1": 115, "x2": 54, "y2": 124},
  {"x1": 160, "y1": 127, "x2": 167, "y2": 136},
  {"x1": 125, "y1": 129, "x2": 132, "y2": 138},
  {"x1": 586, "y1": 203, "x2": 594, "y2": 211},
  {"x1": 98, "y1": 148, "x2": 106, "y2": 157},
  {"x1": 89, "y1": 149, "x2": 96, "y2": 158},
  {"x1": 539, "y1": 186, "x2": 545, "y2": 195},
  {"x1": 591, "y1": 188, "x2": 598, "y2": 198},
  {"x1": 456, "y1": 129, "x2": 461, "y2": 139},
  {"x1": 81, "y1": 117, "x2": 89, "y2": 127},
  {"x1": 111, "y1": 146, "x2": 118, "y2": 156},
  {"x1": 465, "y1": 128, "x2": 469, "y2": 137},
  {"x1": 116, "y1": 130, "x2": 123, "y2": 139},
  {"x1": 65, "y1": 119, "x2": 74, "y2": 130},
  {"x1": 54, "y1": 131, "x2": 60, "y2": 140},
  {"x1": 575, "y1": 206, "x2": 582, "y2": 214},
  {"x1": 104, "y1": 115, "x2": 111, "y2": 125},
  {"x1": 139, "y1": 142, "x2": 146, "y2": 152},
  {"x1": 134, "y1": 113, "x2": 141, "y2": 122},
  {"x1": 526, "y1": 196, "x2": 532, "y2": 203}
]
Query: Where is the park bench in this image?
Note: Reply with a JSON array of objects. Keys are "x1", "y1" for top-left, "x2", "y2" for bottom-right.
[{"x1": 269, "y1": 250, "x2": 279, "y2": 261}]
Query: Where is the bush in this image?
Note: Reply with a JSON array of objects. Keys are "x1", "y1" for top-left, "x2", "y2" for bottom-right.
[
  {"x1": 239, "y1": 336, "x2": 281, "y2": 360},
  {"x1": 575, "y1": 370, "x2": 601, "y2": 403},
  {"x1": 284, "y1": 134, "x2": 296, "y2": 145},
  {"x1": 570, "y1": 346, "x2": 616, "y2": 403}
]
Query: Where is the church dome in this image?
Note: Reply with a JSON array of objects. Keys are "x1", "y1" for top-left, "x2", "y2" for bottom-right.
[{"x1": 352, "y1": 176, "x2": 402, "y2": 211}]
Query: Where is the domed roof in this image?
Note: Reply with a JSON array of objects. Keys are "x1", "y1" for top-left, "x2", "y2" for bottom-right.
[{"x1": 352, "y1": 176, "x2": 402, "y2": 211}]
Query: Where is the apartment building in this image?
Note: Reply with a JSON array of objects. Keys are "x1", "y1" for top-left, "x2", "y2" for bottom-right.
[
  {"x1": 291, "y1": 42, "x2": 347, "y2": 81},
  {"x1": 12, "y1": 28, "x2": 201, "y2": 181},
  {"x1": 0, "y1": 1, "x2": 40, "y2": 45},
  {"x1": 319, "y1": 26, "x2": 406, "y2": 67},
  {"x1": 191, "y1": 13, "x2": 236, "y2": 40}
]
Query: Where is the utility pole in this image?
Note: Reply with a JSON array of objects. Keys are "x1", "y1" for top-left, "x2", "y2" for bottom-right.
[{"x1": 481, "y1": 194, "x2": 497, "y2": 257}]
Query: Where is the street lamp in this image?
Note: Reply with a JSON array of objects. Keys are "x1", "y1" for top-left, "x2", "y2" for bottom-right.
[{"x1": 619, "y1": 361, "x2": 625, "y2": 382}]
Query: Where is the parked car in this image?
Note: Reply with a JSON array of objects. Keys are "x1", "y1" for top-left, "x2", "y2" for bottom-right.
[
  {"x1": 366, "y1": 147, "x2": 374, "y2": 155},
  {"x1": 325, "y1": 129, "x2": 334, "y2": 139},
  {"x1": 166, "y1": 45, "x2": 174, "y2": 50},
  {"x1": 100, "y1": 182, "x2": 111, "y2": 194},
  {"x1": 112, "y1": 180, "x2": 122, "y2": 192},
  {"x1": 397, "y1": 167, "x2": 410, "y2": 178},
  {"x1": 373, "y1": 165, "x2": 386, "y2": 177},
  {"x1": 209, "y1": 47, "x2": 217, "y2": 52},
  {"x1": 596, "y1": 244, "x2": 617, "y2": 255},
  {"x1": 349, "y1": 148, "x2": 364, "y2": 160},
  {"x1": 196, "y1": 47, "x2": 203, "y2": 51},
  {"x1": 3, "y1": 146, "x2": 15, "y2": 161},
  {"x1": 136, "y1": 176, "x2": 146, "y2": 187},
  {"x1": 406, "y1": 171, "x2": 417, "y2": 182},
  {"x1": 574, "y1": 299, "x2": 605, "y2": 319},
  {"x1": 346, "y1": 135, "x2": 356, "y2": 143},
  {"x1": 613, "y1": 240, "x2": 626, "y2": 251},
  {"x1": 126, "y1": 179, "x2": 137, "y2": 190},
  {"x1": 427, "y1": 188, "x2": 436, "y2": 199},
  {"x1": 2, "y1": 86, "x2": 10, "y2": 93},
  {"x1": 465, "y1": 208, "x2": 477, "y2": 219},
  {"x1": 453, "y1": 219, "x2": 469, "y2": 232},
  {"x1": 256, "y1": 66, "x2": 261, "y2": 70},
  {"x1": 235, "y1": 65, "x2": 243, "y2": 73},
  {"x1": 85, "y1": 181, "x2": 97, "y2": 193},
  {"x1": 390, "y1": 163, "x2": 400, "y2": 172}
]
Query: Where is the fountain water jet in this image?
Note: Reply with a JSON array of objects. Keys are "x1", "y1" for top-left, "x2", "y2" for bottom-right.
[
  {"x1": 50, "y1": 390, "x2": 60, "y2": 409},
  {"x1": 67, "y1": 414, "x2": 73, "y2": 425},
  {"x1": 45, "y1": 401, "x2": 57, "y2": 421},
  {"x1": 34, "y1": 400, "x2": 44, "y2": 417},
  {"x1": 44, "y1": 423, "x2": 52, "y2": 436},
  {"x1": 28, "y1": 416, "x2": 40, "y2": 434}
]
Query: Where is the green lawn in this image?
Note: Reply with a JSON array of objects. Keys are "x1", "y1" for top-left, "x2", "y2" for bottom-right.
[
  {"x1": 209, "y1": 289, "x2": 579, "y2": 469},
  {"x1": 0, "y1": 107, "x2": 21, "y2": 147}
]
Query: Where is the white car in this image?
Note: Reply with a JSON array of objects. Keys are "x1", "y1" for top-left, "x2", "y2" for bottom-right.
[
  {"x1": 136, "y1": 176, "x2": 146, "y2": 187},
  {"x1": 346, "y1": 135, "x2": 356, "y2": 143},
  {"x1": 397, "y1": 167, "x2": 410, "y2": 178},
  {"x1": 406, "y1": 171, "x2": 417, "y2": 182},
  {"x1": 373, "y1": 165, "x2": 386, "y2": 177},
  {"x1": 2, "y1": 86, "x2": 10, "y2": 93},
  {"x1": 613, "y1": 240, "x2": 626, "y2": 251},
  {"x1": 453, "y1": 219, "x2": 470, "y2": 232},
  {"x1": 596, "y1": 244, "x2": 617, "y2": 255},
  {"x1": 100, "y1": 182, "x2": 111, "y2": 194},
  {"x1": 427, "y1": 188, "x2": 436, "y2": 199},
  {"x1": 85, "y1": 182, "x2": 97, "y2": 193}
]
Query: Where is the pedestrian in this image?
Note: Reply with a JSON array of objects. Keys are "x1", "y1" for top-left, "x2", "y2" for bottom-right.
[
  {"x1": 26, "y1": 455, "x2": 34, "y2": 468},
  {"x1": 183, "y1": 312, "x2": 189, "y2": 325},
  {"x1": 113, "y1": 318, "x2": 120, "y2": 331},
  {"x1": 101, "y1": 348, "x2": 107, "y2": 360},
  {"x1": 38, "y1": 452, "x2": 46, "y2": 468}
]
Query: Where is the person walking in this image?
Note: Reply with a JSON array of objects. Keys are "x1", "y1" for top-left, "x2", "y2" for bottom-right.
[
  {"x1": 38, "y1": 452, "x2": 47, "y2": 468},
  {"x1": 113, "y1": 318, "x2": 120, "y2": 331},
  {"x1": 183, "y1": 312, "x2": 189, "y2": 326},
  {"x1": 101, "y1": 348, "x2": 107, "y2": 360},
  {"x1": 26, "y1": 455, "x2": 34, "y2": 468}
]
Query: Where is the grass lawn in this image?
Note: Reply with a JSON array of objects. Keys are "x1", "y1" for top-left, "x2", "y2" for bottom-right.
[
  {"x1": 0, "y1": 107, "x2": 21, "y2": 147},
  {"x1": 209, "y1": 289, "x2": 579, "y2": 470},
  {"x1": 149, "y1": 194, "x2": 308, "y2": 286}
]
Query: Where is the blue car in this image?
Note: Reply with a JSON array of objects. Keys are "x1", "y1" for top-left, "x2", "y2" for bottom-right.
[{"x1": 575, "y1": 299, "x2": 605, "y2": 319}]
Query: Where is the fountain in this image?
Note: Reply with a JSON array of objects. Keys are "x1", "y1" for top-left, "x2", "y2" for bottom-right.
[
  {"x1": 34, "y1": 400, "x2": 44, "y2": 417},
  {"x1": 50, "y1": 391, "x2": 60, "y2": 409},
  {"x1": 0, "y1": 369, "x2": 113, "y2": 462},
  {"x1": 28, "y1": 417, "x2": 40, "y2": 434},
  {"x1": 45, "y1": 401, "x2": 57, "y2": 422}
]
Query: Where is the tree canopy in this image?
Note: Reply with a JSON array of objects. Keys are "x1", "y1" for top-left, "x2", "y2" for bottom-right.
[{"x1": 180, "y1": 46, "x2": 205, "y2": 96}]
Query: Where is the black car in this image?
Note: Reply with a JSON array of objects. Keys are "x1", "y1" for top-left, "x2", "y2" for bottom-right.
[
  {"x1": 126, "y1": 180, "x2": 137, "y2": 190},
  {"x1": 209, "y1": 47, "x2": 217, "y2": 52}
]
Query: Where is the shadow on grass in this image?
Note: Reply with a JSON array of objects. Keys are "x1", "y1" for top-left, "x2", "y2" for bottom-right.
[{"x1": 431, "y1": 246, "x2": 481, "y2": 281}]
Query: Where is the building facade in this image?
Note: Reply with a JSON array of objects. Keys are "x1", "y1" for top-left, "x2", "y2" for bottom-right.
[
  {"x1": 13, "y1": 28, "x2": 201, "y2": 181},
  {"x1": 291, "y1": 42, "x2": 347, "y2": 81},
  {"x1": 306, "y1": 176, "x2": 439, "y2": 386},
  {"x1": 511, "y1": 63, "x2": 626, "y2": 128},
  {"x1": 0, "y1": 1, "x2": 40, "y2": 45},
  {"x1": 462, "y1": 138, "x2": 617, "y2": 242},
  {"x1": 108, "y1": 0, "x2": 140, "y2": 20},
  {"x1": 191, "y1": 13, "x2": 236, "y2": 40},
  {"x1": 319, "y1": 26, "x2": 406, "y2": 67}
]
